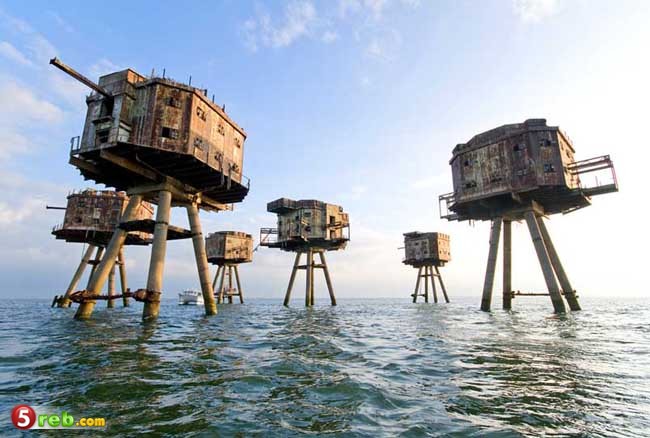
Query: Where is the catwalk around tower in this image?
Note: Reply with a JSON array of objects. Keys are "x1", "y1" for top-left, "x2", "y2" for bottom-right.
[
  {"x1": 439, "y1": 119, "x2": 618, "y2": 312},
  {"x1": 50, "y1": 57, "x2": 250, "y2": 320},
  {"x1": 50, "y1": 189, "x2": 153, "y2": 308},
  {"x1": 403, "y1": 232, "x2": 451, "y2": 303},
  {"x1": 206, "y1": 231, "x2": 253, "y2": 304},
  {"x1": 260, "y1": 198, "x2": 350, "y2": 306}
]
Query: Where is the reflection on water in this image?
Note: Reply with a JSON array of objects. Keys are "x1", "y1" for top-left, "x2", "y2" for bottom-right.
[{"x1": 0, "y1": 297, "x2": 649, "y2": 436}]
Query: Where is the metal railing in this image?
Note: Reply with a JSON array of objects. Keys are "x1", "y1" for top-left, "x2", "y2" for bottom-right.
[
  {"x1": 438, "y1": 192, "x2": 459, "y2": 221},
  {"x1": 567, "y1": 154, "x2": 618, "y2": 197},
  {"x1": 259, "y1": 228, "x2": 278, "y2": 246}
]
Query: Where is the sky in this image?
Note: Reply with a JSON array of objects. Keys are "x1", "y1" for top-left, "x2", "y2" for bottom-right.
[{"x1": 0, "y1": 0, "x2": 648, "y2": 303}]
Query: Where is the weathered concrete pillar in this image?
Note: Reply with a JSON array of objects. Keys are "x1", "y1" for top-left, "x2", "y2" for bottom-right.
[
  {"x1": 318, "y1": 251, "x2": 336, "y2": 306},
  {"x1": 413, "y1": 266, "x2": 422, "y2": 303},
  {"x1": 481, "y1": 217, "x2": 502, "y2": 311},
  {"x1": 284, "y1": 252, "x2": 301, "y2": 306},
  {"x1": 107, "y1": 265, "x2": 116, "y2": 308},
  {"x1": 502, "y1": 220, "x2": 512, "y2": 310},
  {"x1": 429, "y1": 266, "x2": 438, "y2": 303},
  {"x1": 227, "y1": 265, "x2": 234, "y2": 304},
  {"x1": 435, "y1": 266, "x2": 450, "y2": 303},
  {"x1": 86, "y1": 246, "x2": 105, "y2": 289},
  {"x1": 118, "y1": 248, "x2": 129, "y2": 307},
  {"x1": 524, "y1": 211, "x2": 566, "y2": 313},
  {"x1": 142, "y1": 191, "x2": 172, "y2": 320},
  {"x1": 217, "y1": 265, "x2": 226, "y2": 304},
  {"x1": 212, "y1": 265, "x2": 222, "y2": 293},
  {"x1": 305, "y1": 249, "x2": 313, "y2": 307},
  {"x1": 75, "y1": 194, "x2": 142, "y2": 320},
  {"x1": 424, "y1": 264, "x2": 429, "y2": 303},
  {"x1": 537, "y1": 217, "x2": 581, "y2": 311},
  {"x1": 186, "y1": 202, "x2": 218, "y2": 316},
  {"x1": 59, "y1": 244, "x2": 95, "y2": 308},
  {"x1": 233, "y1": 265, "x2": 244, "y2": 304}
]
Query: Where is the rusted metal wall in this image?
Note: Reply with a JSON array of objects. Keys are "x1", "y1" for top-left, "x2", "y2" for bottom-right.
[
  {"x1": 404, "y1": 232, "x2": 451, "y2": 264},
  {"x1": 205, "y1": 231, "x2": 253, "y2": 263},
  {"x1": 58, "y1": 190, "x2": 153, "y2": 238}
]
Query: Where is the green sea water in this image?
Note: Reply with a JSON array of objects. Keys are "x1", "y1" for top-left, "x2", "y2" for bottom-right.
[{"x1": 1, "y1": 297, "x2": 649, "y2": 436}]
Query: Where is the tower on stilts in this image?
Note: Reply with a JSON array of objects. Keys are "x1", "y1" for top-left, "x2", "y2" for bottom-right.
[
  {"x1": 206, "y1": 231, "x2": 253, "y2": 303},
  {"x1": 260, "y1": 198, "x2": 350, "y2": 306},
  {"x1": 49, "y1": 189, "x2": 153, "y2": 308},
  {"x1": 439, "y1": 119, "x2": 618, "y2": 312},
  {"x1": 50, "y1": 57, "x2": 250, "y2": 320},
  {"x1": 402, "y1": 232, "x2": 451, "y2": 303}
]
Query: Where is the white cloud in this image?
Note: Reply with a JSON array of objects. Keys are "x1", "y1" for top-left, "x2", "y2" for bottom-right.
[
  {"x1": 89, "y1": 58, "x2": 124, "y2": 77},
  {"x1": 48, "y1": 11, "x2": 74, "y2": 33},
  {"x1": 365, "y1": 28, "x2": 401, "y2": 61},
  {"x1": 512, "y1": 0, "x2": 560, "y2": 23},
  {"x1": 242, "y1": 1, "x2": 317, "y2": 51},
  {"x1": 321, "y1": 30, "x2": 339, "y2": 43},
  {"x1": 0, "y1": 41, "x2": 33, "y2": 66},
  {"x1": 0, "y1": 80, "x2": 64, "y2": 124}
]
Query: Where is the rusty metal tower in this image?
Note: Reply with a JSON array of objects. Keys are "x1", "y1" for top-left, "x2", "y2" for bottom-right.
[
  {"x1": 402, "y1": 232, "x2": 451, "y2": 303},
  {"x1": 49, "y1": 189, "x2": 153, "y2": 308},
  {"x1": 206, "y1": 231, "x2": 253, "y2": 304},
  {"x1": 439, "y1": 119, "x2": 618, "y2": 312},
  {"x1": 50, "y1": 58, "x2": 250, "y2": 320},
  {"x1": 260, "y1": 198, "x2": 350, "y2": 306}
]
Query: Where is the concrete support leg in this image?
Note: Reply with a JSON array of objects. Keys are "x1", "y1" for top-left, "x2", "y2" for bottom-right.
[
  {"x1": 142, "y1": 191, "x2": 172, "y2": 320},
  {"x1": 429, "y1": 266, "x2": 438, "y2": 303},
  {"x1": 213, "y1": 266, "x2": 222, "y2": 303},
  {"x1": 284, "y1": 252, "x2": 301, "y2": 306},
  {"x1": 118, "y1": 249, "x2": 129, "y2": 307},
  {"x1": 503, "y1": 220, "x2": 513, "y2": 310},
  {"x1": 75, "y1": 194, "x2": 142, "y2": 320},
  {"x1": 217, "y1": 266, "x2": 226, "y2": 304},
  {"x1": 435, "y1": 266, "x2": 450, "y2": 303},
  {"x1": 234, "y1": 265, "x2": 244, "y2": 304},
  {"x1": 60, "y1": 244, "x2": 95, "y2": 308},
  {"x1": 413, "y1": 266, "x2": 422, "y2": 303},
  {"x1": 481, "y1": 217, "x2": 503, "y2": 312},
  {"x1": 537, "y1": 217, "x2": 581, "y2": 311},
  {"x1": 305, "y1": 249, "x2": 313, "y2": 307},
  {"x1": 187, "y1": 202, "x2": 218, "y2": 316},
  {"x1": 319, "y1": 251, "x2": 336, "y2": 306},
  {"x1": 228, "y1": 266, "x2": 234, "y2": 304},
  {"x1": 424, "y1": 264, "x2": 429, "y2": 303},
  {"x1": 86, "y1": 247, "x2": 105, "y2": 289},
  {"x1": 524, "y1": 211, "x2": 566, "y2": 313},
  {"x1": 107, "y1": 265, "x2": 116, "y2": 308}
]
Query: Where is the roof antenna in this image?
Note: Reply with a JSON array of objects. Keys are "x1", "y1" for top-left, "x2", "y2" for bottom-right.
[
  {"x1": 188, "y1": 75, "x2": 192, "y2": 86},
  {"x1": 162, "y1": 68, "x2": 166, "y2": 79},
  {"x1": 222, "y1": 104, "x2": 225, "y2": 112}
]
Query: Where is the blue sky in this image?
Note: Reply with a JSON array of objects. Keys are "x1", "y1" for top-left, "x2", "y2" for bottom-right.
[{"x1": 0, "y1": 0, "x2": 648, "y2": 302}]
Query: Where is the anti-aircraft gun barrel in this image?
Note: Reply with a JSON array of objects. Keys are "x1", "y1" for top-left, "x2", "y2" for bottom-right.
[{"x1": 49, "y1": 57, "x2": 112, "y2": 99}]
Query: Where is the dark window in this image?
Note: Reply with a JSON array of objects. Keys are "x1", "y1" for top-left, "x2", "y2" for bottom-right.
[
  {"x1": 166, "y1": 97, "x2": 181, "y2": 108},
  {"x1": 513, "y1": 144, "x2": 521, "y2": 152},
  {"x1": 161, "y1": 127, "x2": 179, "y2": 139},
  {"x1": 330, "y1": 215, "x2": 336, "y2": 225},
  {"x1": 464, "y1": 159, "x2": 471, "y2": 167},
  {"x1": 464, "y1": 181, "x2": 477, "y2": 189},
  {"x1": 96, "y1": 129, "x2": 109, "y2": 144},
  {"x1": 544, "y1": 164, "x2": 556, "y2": 173}
]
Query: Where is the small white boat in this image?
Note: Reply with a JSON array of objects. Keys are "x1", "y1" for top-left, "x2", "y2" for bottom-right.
[{"x1": 178, "y1": 290, "x2": 204, "y2": 305}]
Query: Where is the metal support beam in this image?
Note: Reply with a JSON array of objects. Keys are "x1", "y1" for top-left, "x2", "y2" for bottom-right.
[
  {"x1": 481, "y1": 217, "x2": 503, "y2": 312},
  {"x1": 186, "y1": 202, "x2": 218, "y2": 316},
  {"x1": 228, "y1": 266, "x2": 234, "y2": 304},
  {"x1": 429, "y1": 266, "x2": 438, "y2": 303},
  {"x1": 233, "y1": 265, "x2": 244, "y2": 304},
  {"x1": 118, "y1": 249, "x2": 129, "y2": 307},
  {"x1": 537, "y1": 217, "x2": 581, "y2": 311},
  {"x1": 142, "y1": 191, "x2": 172, "y2": 320},
  {"x1": 75, "y1": 194, "x2": 142, "y2": 320},
  {"x1": 284, "y1": 252, "x2": 302, "y2": 306},
  {"x1": 213, "y1": 266, "x2": 222, "y2": 303},
  {"x1": 503, "y1": 220, "x2": 512, "y2": 310},
  {"x1": 59, "y1": 244, "x2": 95, "y2": 308},
  {"x1": 318, "y1": 251, "x2": 336, "y2": 306},
  {"x1": 524, "y1": 211, "x2": 566, "y2": 313}
]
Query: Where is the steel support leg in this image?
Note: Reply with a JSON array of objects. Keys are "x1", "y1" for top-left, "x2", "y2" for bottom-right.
[
  {"x1": 537, "y1": 217, "x2": 581, "y2": 311},
  {"x1": 481, "y1": 217, "x2": 503, "y2": 312},
  {"x1": 75, "y1": 194, "x2": 142, "y2": 320},
  {"x1": 228, "y1": 266, "x2": 234, "y2": 304},
  {"x1": 217, "y1": 265, "x2": 226, "y2": 304},
  {"x1": 503, "y1": 220, "x2": 512, "y2": 310},
  {"x1": 284, "y1": 252, "x2": 301, "y2": 306},
  {"x1": 142, "y1": 191, "x2": 172, "y2": 320},
  {"x1": 305, "y1": 249, "x2": 313, "y2": 307},
  {"x1": 60, "y1": 244, "x2": 95, "y2": 308},
  {"x1": 524, "y1": 211, "x2": 566, "y2": 313},
  {"x1": 413, "y1": 266, "x2": 422, "y2": 303},
  {"x1": 187, "y1": 202, "x2": 218, "y2": 316},
  {"x1": 429, "y1": 266, "x2": 438, "y2": 303}
]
